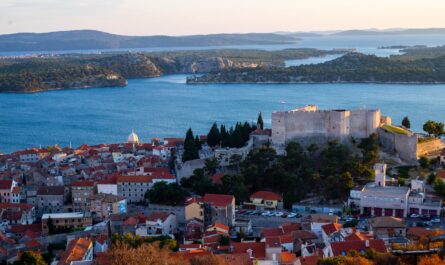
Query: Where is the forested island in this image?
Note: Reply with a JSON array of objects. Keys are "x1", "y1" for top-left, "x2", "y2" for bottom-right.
[
  {"x1": 0, "y1": 48, "x2": 347, "y2": 93},
  {"x1": 188, "y1": 51, "x2": 445, "y2": 84}
]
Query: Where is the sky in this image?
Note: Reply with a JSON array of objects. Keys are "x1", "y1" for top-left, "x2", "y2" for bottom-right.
[{"x1": 0, "y1": 0, "x2": 445, "y2": 36}]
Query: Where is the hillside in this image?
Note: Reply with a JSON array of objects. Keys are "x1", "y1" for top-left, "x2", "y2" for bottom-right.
[
  {"x1": 188, "y1": 52, "x2": 445, "y2": 84},
  {"x1": 333, "y1": 28, "x2": 445, "y2": 36},
  {"x1": 0, "y1": 48, "x2": 345, "y2": 92},
  {"x1": 0, "y1": 30, "x2": 298, "y2": 52}
]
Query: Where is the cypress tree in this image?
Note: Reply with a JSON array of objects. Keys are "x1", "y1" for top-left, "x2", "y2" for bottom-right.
[
  {"x1": 257, "y1": 112, "x2": 264, "y2": 130},
  {"x1": 220, "y1": 124, "x2": 228, "y2": 147},
  {"x1": 183, "y1": 128, "x2": 199, "y2": 162},
  {"x1": 402, "y1": 116, "x2": 411, "y2": 129},
  {"x1": 207, "y1": 122, "x2": 221, "y2": 147}
]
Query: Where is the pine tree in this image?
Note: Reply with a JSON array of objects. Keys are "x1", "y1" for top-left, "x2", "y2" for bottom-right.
[
  {"x1": 402, "y1": 116, "x2": 411, "y2": 128},
  {"x1": 207, "y1": 122, "x2": 221, "y2": 147},
  {"x1": 183, "y1": 128, "x2": 199, "y2": 162},
  {"x1": 257, "y1": 112, "x2": 264, "y2": 130}
]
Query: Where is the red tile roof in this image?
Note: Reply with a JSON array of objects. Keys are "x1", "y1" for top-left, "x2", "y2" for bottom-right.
[
  {"x1": 0, "y1": 203, "x2": 33, "y2": 211},
  {"x1": 71, "y1": 180, "x2": 95, "y2": 187},
  {"x1": 250, "y1": 191, "x2": 282, "y2": 201},
  {"x1": 58, "y1": 237, "x2": 92, "y2": 265},
  {"x1": 37, "y1": 186, "x2": 65, "y2": 196},
  {"x1": 298, "y1": 256, "x2": 320, "y2": 265},
  {"x1": 321, "y1": 223, "x2": 343, "y2": 236},
  {"x1": 209, "y1": 173, "x2": 225, "y2": 185},
  {"x1": 0, "y1": 180, "x2": 13, "y2": 190},
  {"x1": 185, "y1": 196, "x2": 203, "y2": 205},
  {"x1": 231, "y1": 242, "x2": 266, "y2": 259},
  {"x1": 331, "y1": 240, "x2": 386, "y2": 256},
  {"x1": 146, "y1": 212, "x2": 172, "y2": 222},
  {"x1": 117, "y1": 175, "x2": 152, "y2": 183},
  {"x1": 203, "y1": 194, "x2": 234, "y2": 207},
  {"x1": 10, "y1": 224, "x2": 42, "y2": 234}
]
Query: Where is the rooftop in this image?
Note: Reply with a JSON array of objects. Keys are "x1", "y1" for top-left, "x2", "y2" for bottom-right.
[{"x1": 42, "y1": 212, "x2": 86, "y2": 219}]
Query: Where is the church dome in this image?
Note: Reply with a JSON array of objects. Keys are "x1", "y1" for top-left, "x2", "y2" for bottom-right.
[{"x1": 127, "y1": 130, "x2": 139, "y2": 144}]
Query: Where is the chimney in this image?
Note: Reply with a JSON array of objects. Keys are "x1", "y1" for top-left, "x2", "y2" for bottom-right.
[{"x1": 246, "y1": 248, "x2": 253, "y2": 258}]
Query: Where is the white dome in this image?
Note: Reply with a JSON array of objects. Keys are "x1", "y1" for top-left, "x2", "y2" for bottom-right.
[{"x1": 127, "y1": 130, "x2": 139, "y2": 144}]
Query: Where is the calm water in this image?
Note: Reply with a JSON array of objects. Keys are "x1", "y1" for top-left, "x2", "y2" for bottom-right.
[
  {"x1": 2, "y1": 34, "x2": 445, "y2": 153},
  {"x1": 1, "y1": 74, "x2": 445, "y2": 153}
]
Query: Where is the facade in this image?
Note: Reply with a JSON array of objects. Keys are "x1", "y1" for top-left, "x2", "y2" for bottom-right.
[
  {"x1": 117, "y1": 176, "x2": 151, "y2": 203},
  {"x1": 41, "y1": 212, "x2": 93, "y2": 235},
  {"x1": 202, "y1": 193, "x2": 235, "y2": 227},
  {"x1": 135, "y1": 212, "x2": 177, "y2": 237},
  {"x1": 0, "y1": 180, "x2": 18, "y2": 203},
  {"x1": 88, "y1": 193, "x2": 127, "y2": 220},
  {"x1": 184, "y1": 196, "x2": 204, "y2": 222},
  {"x1": 71, "y1": 180, "x2": 95, "y2": 212},
  {"x1": 36, "y1": 186, "x2": 66, "y2": 216},
  {"x1": 97, "y1": 180, "x2": 118, "y2": 195},
  {"x1": 272, "y1": 105, "x2": 383, "y2": 146},
  {"x1": 244, "y1": 191, "x2": 283, "y2": 210},
  {"x1": 0, "y1": 203, "x2": 36, "y2": 225},
  {"x1": 349, "y1": 163, "x2": 442, "y2": 218}
]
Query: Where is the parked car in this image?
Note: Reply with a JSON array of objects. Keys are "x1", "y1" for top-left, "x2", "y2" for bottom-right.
[
  {"x1": 262, "y1": 211, "x2": 271, "y2": 216},
  {"x1": 432, "y1": 218, "x2": 441, "y2": 223},
  {"x1": 410, "y1": 213, "x2": 419, "y2": 218},
  {"x1": 275, "y1": 212, "x2": 284, "y2": 217},
  {"x1": 421, "y1": 215, "x2": 431, "y2": 220},
  {"x1": 287, "y1": 213, "x2": 297, "y2": 218}
]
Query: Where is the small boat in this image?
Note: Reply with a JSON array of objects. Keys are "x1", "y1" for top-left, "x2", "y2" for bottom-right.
[{"x1": 280, "y1": 100, "x2": 287, "y2": 104}]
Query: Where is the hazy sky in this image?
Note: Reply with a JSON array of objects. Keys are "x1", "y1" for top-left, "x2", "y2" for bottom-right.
[{"x1": 1, "y1": 0, "x2": 445, "y2": 35}]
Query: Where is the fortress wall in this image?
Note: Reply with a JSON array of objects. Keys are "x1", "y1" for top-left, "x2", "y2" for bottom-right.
[
  {"x1": 417, "y1": 138, "x2": 444, "y2": 157},
  {"x1": 377, "y1": 128, "x2": 418, "y2": 163},
  {"x1": 272, "y1": 112, "x2": 286, "y2": 145},
  {"x1": 350, "y1": 109, "x2": 381, "y2": 138}
]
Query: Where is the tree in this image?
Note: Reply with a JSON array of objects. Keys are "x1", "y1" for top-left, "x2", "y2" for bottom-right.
[
  {"x1": 14, "y1": 251, "x2": 47, "y2": 265},
  {"x1": 47, "y1": 216, "x2": 55, "y2": 235},
  {"x1": 434, "y1": 179, "x2": 445, "y2": 198},
  {"x1": 183, "y1": 128, "x2": 200, "y2": 162},
  {"x1": 207, "y1": 123, "x2": 221, "y2": 147},
  {"x1": 428, "y1": 173, "x2": 437, "y2": 185},
  {"x1": 108, "y1": 242, "x2": 184, "y2": 265},
  {"x1": 190, "y1": 255, "x2": 228, "y2": 265},
  {"x1": 145, "y1": 182, "x2": 189, "y2": 206},
  {"x1": 204, "y1": 157, "x2": 219, "y2": 176},
  {"x1": 423, "y1": 120, "x2": 445, "y2": 137},
  {"x1": 418, "y1": 254, "x2": 445, "y2": 265},
  {"x1": 419, "y1": 156, "x2": 430, "y2": 169},
  {"x1": 402, "y1": 116, "x2": 411, "y2": 128},
  {"x1": 257, "y1": 112, "x2": 264, "y2": 130}
]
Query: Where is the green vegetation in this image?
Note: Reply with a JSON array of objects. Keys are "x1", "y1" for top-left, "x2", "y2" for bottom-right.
[
  {"x1": 206, "y1": 121, "x2": 257, "y2": 149},
  {"x1": 189, "y1": 53, "x2": 445, "y2": 84},
  {"x1": 257, "y1": 112, "x2": 264, "y2": 130},
  {"x1": 0, "y1": 48, "x2": 346, "y2": 93},
  {"x1": 182, "y1": 128, "x2": 200, "y2": 162},
  {"x1": 423, "y1": 120, "x2": 445, "y2": 137},
  {"x1": 402, "y1": 116, "x2": 411, "y2": 129},
  {"x1": 13, "y1": 251, "x2": 47, "y2": 265},
  {"x1": 145, "y1": 182, "x2": 189, "y2": 206},
  {"x1": 382, "y1": 124, "x2": 410, "y2": 135},
  {"x1": 182, "y1": 134, "x2": 379, "y2": 207},
  {"x1": 112, "y1": 233, "x2": 177, "y2": 250}
]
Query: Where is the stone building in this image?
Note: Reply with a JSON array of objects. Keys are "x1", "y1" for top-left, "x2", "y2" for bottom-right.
[
  {"x1": 272, "y1": 105, "x2": 384, "y2": 147},
  {"x1": 87, "y1": 193, "x2": 126, "y2": 220},
  {"x1": 71, "y1": 180, "x2": 95, "y2": 212},
  {"x1": 202, "y1": 193, "x2": 235, "y2": 227},
  {"x1": 36, "y1": 186, "x2": 67, "y2": 216},
  {"x1": 41, "y1": 212, "x2": 92, "y2": 235}
]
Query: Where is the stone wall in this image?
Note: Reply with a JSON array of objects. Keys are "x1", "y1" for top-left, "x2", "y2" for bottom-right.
[
  {"x1": 272, "y1": 106, "x2": 381, "y2": 146},
  {"x1": 175, "y1": 158, "x2": 206, "y2": 181},
  {"x1": 417, "y1": 138, "x2": 444, "y2": 157},
  {"x1": 377, "y1": 128, "x2": 418, "y2": 163}
]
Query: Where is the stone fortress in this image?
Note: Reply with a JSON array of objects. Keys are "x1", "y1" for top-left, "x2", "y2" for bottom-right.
[
  {"x1": 272, "y1": 105, "x2": 388, "y2": 146},
  {"x1": 271, "y1": 105, "x2": 443, "y2": 163}
]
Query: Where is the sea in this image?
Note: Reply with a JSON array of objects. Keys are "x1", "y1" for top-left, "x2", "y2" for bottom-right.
[{"x1": 2, "y1": 34, "x2": 445, "y2": 153}]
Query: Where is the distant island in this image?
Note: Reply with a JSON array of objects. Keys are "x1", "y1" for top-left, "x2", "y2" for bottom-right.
[
  {"x1": 188, "y1": 50, "x2": 445, "y2": 84},
  {"x1": 0, "y1": 30, "x2": 298, "y2": 52},
  {"x1": 0, "y1": 48, "x2": 348, "y2": 93}
]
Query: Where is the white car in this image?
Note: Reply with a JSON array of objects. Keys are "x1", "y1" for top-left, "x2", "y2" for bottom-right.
[
  {"x1": 432, "y1": 218, "x2": 441, "y2": 223},
  {"x1": 275, "y1": 212, "x2": 284, "y2": 217},
  {"x1": 410, "y1": 213, "x2": 420, "y2": 218},
  {"x1": 262, "y1": 211, "x2": 271, "y2": 216},
  {"x1": 287, "y1": 213, "x2": 297, "y2": 218}
]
